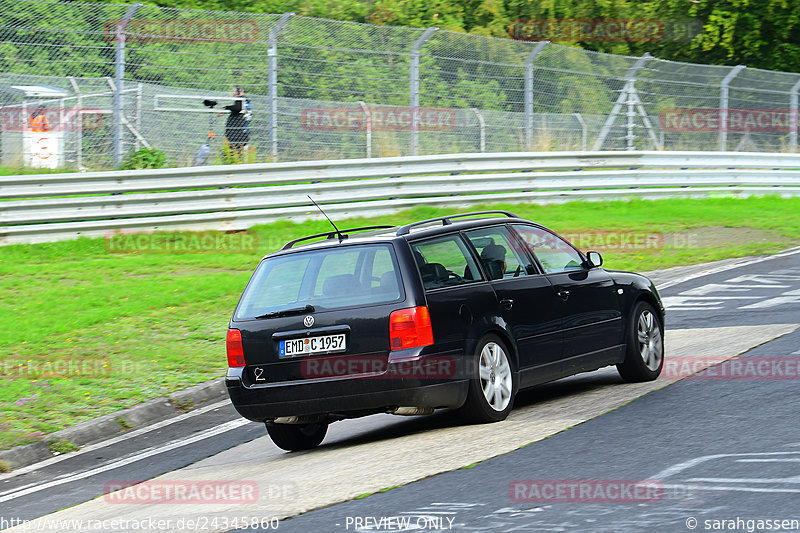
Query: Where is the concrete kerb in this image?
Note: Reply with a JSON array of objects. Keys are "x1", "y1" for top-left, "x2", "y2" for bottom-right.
[{"x1": 0, "y1": 378, "x2": 226, "y2": 471}]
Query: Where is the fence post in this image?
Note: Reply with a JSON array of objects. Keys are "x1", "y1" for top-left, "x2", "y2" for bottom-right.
[
  {"x1": 592, "y1": 53, "x2": 651, "y2": 151},
  {"x1": 269, "y1": 13, "x2": 293, "y2": 162},
  {"x1": 524, "y1": 41, "x2": 549, "y2": 151},
  {"x1": 358, "y1": 101, "x2": 372, "y2": 158},
  {"x1": 409, "y1": 27, "x2": 438, "y2": 156},
  {"x1": 470, "y1": 108, "x2": 485, "y2": 152},
  {"x1": 719, "y1": 65, "x2": 745, "y2": 151},
  {"x1": 135, "y1": 83, "x2": 143, "y2": 151},
  {"x1": 790, "y1": 78, "x2": 800, "y2": 152},
  {"x1": 112, "y1": 3, "x2": 142, "y2": 168},
  {"x1": 625, "y1": 82, "x2": 637, "y2": 151},
  {"x1": 67, "y1": 77, "x2": 82, "y2": 170}
]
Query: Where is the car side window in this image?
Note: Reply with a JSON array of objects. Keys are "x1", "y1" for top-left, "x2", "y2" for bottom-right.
[
  {"x1": 511, "y1": 224, "x2": 585, "y2": 274},
  {"x1": 463, "y1": 226, "x2": 534, "y2": 280},
  {"x1": 411, "y1": 235, "x2": 483, "y2": 290}
]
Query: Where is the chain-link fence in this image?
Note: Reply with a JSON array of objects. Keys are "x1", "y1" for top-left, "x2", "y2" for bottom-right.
[{"x1": 2, "y1": 0, "x2": 800, "y2": 170}]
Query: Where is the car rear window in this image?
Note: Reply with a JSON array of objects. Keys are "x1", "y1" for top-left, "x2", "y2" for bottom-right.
[{"x1": 235, "y1": 244, "x2": 403, "y2": 320}]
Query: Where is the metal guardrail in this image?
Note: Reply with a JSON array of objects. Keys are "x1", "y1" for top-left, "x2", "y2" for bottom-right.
[{"x1": 2, "y1": 151, "x2": 800, "y2": 245}]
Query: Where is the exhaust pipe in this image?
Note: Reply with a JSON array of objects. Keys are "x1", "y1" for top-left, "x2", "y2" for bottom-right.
[
  {"x1": 390, "y1": 407, "x2": 434, "y2": 416},
  {"x1": 272, "y1": 415, "x2": 327, "y2": 424}
]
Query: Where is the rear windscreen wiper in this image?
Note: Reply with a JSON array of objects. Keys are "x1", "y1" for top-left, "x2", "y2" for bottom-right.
[{"x1": 254, "y1": 304, "x2": 315, "y2": 320}]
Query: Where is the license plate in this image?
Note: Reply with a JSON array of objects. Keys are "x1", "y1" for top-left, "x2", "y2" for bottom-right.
[{"x1": 280, "y1": 334, "x2": 346, "y2": 357}]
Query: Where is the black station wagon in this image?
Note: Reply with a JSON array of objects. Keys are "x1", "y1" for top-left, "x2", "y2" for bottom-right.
[{"x1": 226, "y1": 212, "x2": 665, "y2": 451}]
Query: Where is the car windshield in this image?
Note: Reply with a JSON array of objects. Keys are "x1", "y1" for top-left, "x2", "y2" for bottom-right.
[{"x1": 235, "y1": 243, "x2": 403, "y2": 320}]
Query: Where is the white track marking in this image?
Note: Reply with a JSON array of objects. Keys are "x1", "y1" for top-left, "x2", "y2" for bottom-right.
[
  {"x1": 0, "y1": 419, "x2": 249, "y2": 503},
  {"x1": 0, "y1": 398, "x2": 232, "y2": 481},
  {"x1": 651, "y1": 451, "x2": 800, "y2": 480},
  {"x1": 658, "y1": 246, "x2": 800, "y2": 290}
]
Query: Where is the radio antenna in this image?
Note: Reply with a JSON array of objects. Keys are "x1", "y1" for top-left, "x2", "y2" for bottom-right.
[{"x1": 307, "y1": 195, "x2": 344, "y2": 242}]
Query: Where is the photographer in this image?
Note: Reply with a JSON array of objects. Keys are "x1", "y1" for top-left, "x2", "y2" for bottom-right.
[{"x1": 220, "y1": 85, "x2": 251, "y2": 158}]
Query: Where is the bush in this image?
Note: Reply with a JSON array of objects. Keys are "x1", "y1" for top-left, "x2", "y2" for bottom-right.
[
  {"x1": 120, "y1": 147, "x2": 168, "y2": 170},
  {"x1": 216, "y1": 140, "x2": 258, "y2": 165}
]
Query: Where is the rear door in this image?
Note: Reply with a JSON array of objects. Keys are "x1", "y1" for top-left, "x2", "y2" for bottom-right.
[
  {"x1": 510, "y1": 224, "x2": 624, "y2": 366},
  {"x1": 232, "y1": 243, "x2": 406, "y2": 384},
  {"x1": 409, "y1": 234, "x2": 497, "y2": 361},
  {"x1": 462, "y1": 225, "x2": 563, "y2": 382}
]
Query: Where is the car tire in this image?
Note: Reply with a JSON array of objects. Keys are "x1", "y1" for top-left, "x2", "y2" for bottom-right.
[
  {"x1": 265, "y1": 421, "x2": 328, "y2": 451},
  {"x1": 460, "y1": 334, "x2": 516, "y2": 423},
  {"x1": 617, "y1": 301, "x2": 664, "y2": 382}
]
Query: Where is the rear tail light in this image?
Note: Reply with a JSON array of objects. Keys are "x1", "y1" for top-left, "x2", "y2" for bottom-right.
[
  {"x1": 226, "y1": 328, "x2": 245, "y2": 367},
  {"x1": 389, "y1": 306, "x2": 434, "y2": 350}
]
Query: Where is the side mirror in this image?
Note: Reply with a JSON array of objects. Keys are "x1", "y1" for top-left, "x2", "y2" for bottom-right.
[{"x1": 586, "y1": 251, "x2": 603, "y2": 268}]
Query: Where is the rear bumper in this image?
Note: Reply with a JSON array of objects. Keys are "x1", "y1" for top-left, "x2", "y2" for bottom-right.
[{"x1": 225, "y1": 359, "x2": 468, "y2": 421}]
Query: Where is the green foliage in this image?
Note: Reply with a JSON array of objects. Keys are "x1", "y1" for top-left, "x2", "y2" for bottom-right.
[
  {"x1": 140, "y1": 0, "x2": 800, "y2": 71},
  {"x1": 115, "y1": 416, "x2": 133, "y2": 431},
  {"x1": 0, "y1": 165, "x2": 74, "y2": 176},
  {"x1": 119, "y1": 147, "x2": 168, "y2": 170},
  {"x1": 47, "y1": 438, "x2": 79, "y2": 454},
  {"x1": 216, "y1": 140, "x2": 258, "y2": 165},
  {"x1": 170, "y1": 397, "x2": 194, "y2": 412}
]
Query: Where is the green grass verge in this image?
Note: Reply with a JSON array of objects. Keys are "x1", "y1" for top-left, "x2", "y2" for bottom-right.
[
  {"x1": 1, "y1": 196, "x2": 799, "y2": 450},
  {"x1": 0, "y1": 165, "x2": 74, "y2": 176}
]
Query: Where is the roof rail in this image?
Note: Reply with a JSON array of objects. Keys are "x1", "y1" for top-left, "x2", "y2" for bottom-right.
[
  {"x1": 281, "y1": 225, "x2": 395, "y2": 250},
  {"x1": 395, "y1": 211, "x2": 519, "y2": 236}
]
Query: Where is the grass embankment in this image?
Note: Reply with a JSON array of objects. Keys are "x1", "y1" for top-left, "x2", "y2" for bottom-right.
[
  {"x1": 1, "y1": 196, "x2": 799, "y2": 451},
  {"x1": 0, "y1": 166, "x2": 74, "y2": 176}
]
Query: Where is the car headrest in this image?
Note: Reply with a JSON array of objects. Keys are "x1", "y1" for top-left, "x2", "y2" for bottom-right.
[
  {"x1": 481, "y1": 243, "x2": 507, "y2": 262},
  {"x1": 323, "y1": 274, "x2": 359, "y2": 297},
  {"x1": 419, "y1": 262, "x2": 448, "y2": 285}
]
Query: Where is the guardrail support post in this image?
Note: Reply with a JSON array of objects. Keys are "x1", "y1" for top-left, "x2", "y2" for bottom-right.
[
  {"x1": 471, "y1": 108, "x2": 485, "y2": 152},
  {"x1": 524, "y1": 41, "x2": 549, "y2": 151},
  {"x1": 592, "y1": 53, "x2": 651, "y2": 151},
  {"x1": 112, "y1": 3, "x2": 142, "y2": 168},
  {"x1": 719, "y1": 65, "x2": 745, "y2": 151},
  {"x1": 790, "y1": 77, "x2": 800, "y2": 152},
  {"x1": 409, "y1": 27, "x2": 438, "y2": 156},
  {"x1": 573, "y1": 113, "x2": 587, "y2": 151},
  {"x1": 358, "y1": 101, "x2": 372, "y2": 158},
  {"x1": 269, "y1": 13, "x2": 294, "y2": 162}
]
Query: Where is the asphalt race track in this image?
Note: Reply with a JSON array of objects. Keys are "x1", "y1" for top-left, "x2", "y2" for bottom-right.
[{"x1": 2, "y1": 248, "x2": 799, "y2": 533}]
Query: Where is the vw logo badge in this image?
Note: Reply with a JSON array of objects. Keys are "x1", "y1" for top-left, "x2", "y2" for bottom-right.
[{"x1": 303, "y1": 315, "x2": 315, "y2": 328}]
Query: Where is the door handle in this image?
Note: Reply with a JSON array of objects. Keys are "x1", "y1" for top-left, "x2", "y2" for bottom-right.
[
  {"x1": 557, "y1": 290, "x2": 570, "y2": 301},
  {"x1": 500, "y1": 298, "x2": 514, "y2": 310}
]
